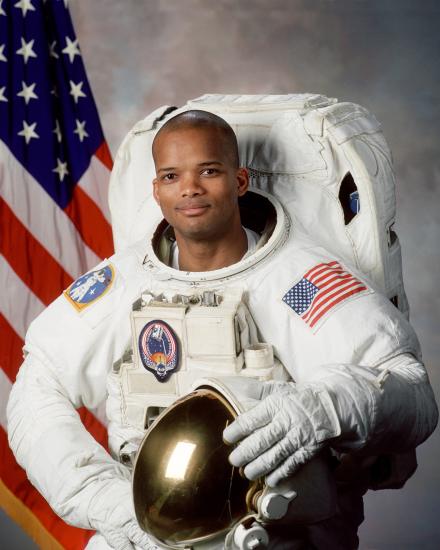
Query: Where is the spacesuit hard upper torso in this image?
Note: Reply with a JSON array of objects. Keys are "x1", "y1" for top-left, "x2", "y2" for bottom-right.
[{"x1": 7, "y1": 189, "x2": 437, "y2": 550}]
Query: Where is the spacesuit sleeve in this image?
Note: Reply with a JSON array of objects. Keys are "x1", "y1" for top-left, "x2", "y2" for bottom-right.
[
  {"x1": 250, "y1": 268, "x2": 438, "y2": 457},
  {"x1": 7, "y1": 257, "x2": 141, "y2": 529},
  {"x1": 294, "y1": 293, "x2": 438, "y2": 456},
  {"x1": 7, "y1": 354, "x2": 131, "y2": 529},
  {"x1": 300, "y1": 352, "x2": 438, "y2": 456}
]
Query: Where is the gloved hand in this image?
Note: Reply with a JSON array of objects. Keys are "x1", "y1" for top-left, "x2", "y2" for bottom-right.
[
  {"x1": 87, "y1": 477, "x2": 159, "y2": 550},
  {"x1": 223, "y1": 384, "x2": 341, "y2": 487}
]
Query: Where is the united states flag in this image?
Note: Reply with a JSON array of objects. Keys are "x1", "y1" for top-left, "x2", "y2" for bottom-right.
[
  {"x1": 282, "y1": 261, "x2": 368, "y2": 328},
  {"x1": 0, "y1": 1, "x2": 112, "y2": 548}
]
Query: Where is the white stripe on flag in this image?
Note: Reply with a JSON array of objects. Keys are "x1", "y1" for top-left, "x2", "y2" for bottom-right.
[
  {"x1": 0, "y1": 254, "x2": 45, "y2": 339},
  {"x1": 0, "y1": 140, "x2": 102, "y2": 279}
]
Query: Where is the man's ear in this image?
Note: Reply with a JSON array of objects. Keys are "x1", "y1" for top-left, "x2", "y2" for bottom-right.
[
  {"x1": 236, "y1": 167, "x2": 249, "y2": 197},
  {"x1": 152, "y1": 178, "x2": 160, "y2": 205}
]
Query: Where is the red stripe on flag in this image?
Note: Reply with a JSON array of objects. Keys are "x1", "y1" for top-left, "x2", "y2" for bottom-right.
[
  {"x1": 0, "y1": 427, "x2": 94, "y2": 550},
  {"x1": 94, "y1": 142, "x2": 113, "y2": 171},
  {"x1": 309, "y1": 285, "x2": 367, "y2": 328},
  {"x1": 64, "y1": 186, "x2": 114, "y2": 260},
  {"x1": 0, "y1": 315, "x2": 23, "y2": 383},
  {"x1": 0, "y1": 198, "x2": 73, "y2": 306}
]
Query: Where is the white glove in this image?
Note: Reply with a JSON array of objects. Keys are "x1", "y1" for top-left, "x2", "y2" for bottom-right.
[
  {"x1": 88, "y1": 478, "x2": 159, "y2": 550},
  {"x1": 223, "y1": 384, "x2": 341, "y2": 487}
]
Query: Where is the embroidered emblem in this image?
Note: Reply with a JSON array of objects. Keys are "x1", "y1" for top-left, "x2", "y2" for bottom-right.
[
  {"x1": 282, "y1": 260, "x2": 368, "y2": 328},
  {"x1": 64, "y1": 265, "x2": 114, "y2": 311},
  {"x1": 138, "y1": 320, "x2": 179, "y2": 382}
]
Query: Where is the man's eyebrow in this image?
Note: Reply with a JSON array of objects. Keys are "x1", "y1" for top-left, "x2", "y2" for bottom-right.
[
  {"x1": 157, "y1": 161, "x2": 223, "y2": 174},
  {"x1": 198, "y1": 161, "x2": 223, "y2": 167},
  {"x1": 157, "y1": 166, "x2": 176, "y2": 174}
]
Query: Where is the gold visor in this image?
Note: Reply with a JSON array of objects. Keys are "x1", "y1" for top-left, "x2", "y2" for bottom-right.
[{"x1": 133, "y1": 388, "x2": 255, "y2": 548}]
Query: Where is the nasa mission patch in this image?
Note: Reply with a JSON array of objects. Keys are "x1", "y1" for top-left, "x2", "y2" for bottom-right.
[
  {"x1": 138, "y1": 320, "x2": 179, "y2": 382},
  {"x1": 64, "y1": 264, "x2": 115, "y2": 312}
]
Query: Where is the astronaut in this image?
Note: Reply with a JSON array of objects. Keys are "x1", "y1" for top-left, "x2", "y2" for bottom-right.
[{"x1": 7, "y1": 107, "x2": 438, "y2": 550}]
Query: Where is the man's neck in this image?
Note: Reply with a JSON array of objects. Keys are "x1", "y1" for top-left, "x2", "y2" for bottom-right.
[{"x1": 175, "y1": 227, "x2": 248, "y2": 272}]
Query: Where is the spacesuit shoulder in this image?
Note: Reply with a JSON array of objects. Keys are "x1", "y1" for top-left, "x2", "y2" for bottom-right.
[
  {"x1": 30, "y1": 243, "x2": 143, "y2": 325},
  {"x1": 23, "y1": 243, "x2": 151, "y2": 406},
  {"x1": 247, "y1": 234, "x2": 420, "y2": 380}
]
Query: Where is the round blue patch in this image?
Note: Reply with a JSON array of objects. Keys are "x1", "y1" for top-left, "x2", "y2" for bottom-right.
[{"x1": 138, "y1": 320, "x2": 179, "y2": 382}]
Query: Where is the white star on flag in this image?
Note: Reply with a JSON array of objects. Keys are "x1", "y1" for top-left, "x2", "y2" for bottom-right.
[
  {"x1": 52, "y1": 158, "x2": 69, "y2": 182},
  {"x1": 62, "y1": 36, "x2": 81, "y2": 63},
  {"x1": 16, "y1": 37, "x2": 37, "y2": 63},
  {"x1": 18, "y1": 120, "x2": 39, "y2": 144},
  {"x1": 49, "y1": 40, "x2": 59, "y2": 59},
  {"x1": 53, "y1": 120, "x2": 62, "y2": 143},
  {"x1": 17, "y1": 81, "x2": 38, "y2": 104},
  {"x1": 0, "y1": 86, "x2": 7, "y2": 102},
  {"x1": 0, "y1": 0, "x2": 6, "y2": 16},
  {"x1": 69, "y1": 80, "x2": 86, "y2": 103},
  {"x1": 14, "y1": 0, "x2": 35, "y2": 17},
  {"x1": 0, "y1": 44, "x2": 6, "y2": 62},
  {"x1": 74, "y1": 119, "x2": 89, "y2": 142}
]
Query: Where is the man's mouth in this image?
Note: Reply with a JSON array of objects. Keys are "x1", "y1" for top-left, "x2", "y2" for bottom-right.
[{"x1": 175, "y1": 202, "x2": 210, "y2": 216}]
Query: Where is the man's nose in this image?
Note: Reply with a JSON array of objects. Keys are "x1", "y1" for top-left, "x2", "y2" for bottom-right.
[{"x1": 180, "y1": 173, "x2": 204, "y2": 197}]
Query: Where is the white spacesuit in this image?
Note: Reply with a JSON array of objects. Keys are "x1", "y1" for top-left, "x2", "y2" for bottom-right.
[{"x1": 7, "y1": 95, "x2": 438, "y2": 550}]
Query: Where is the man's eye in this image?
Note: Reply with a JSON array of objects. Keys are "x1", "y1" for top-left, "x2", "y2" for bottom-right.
[
  {"x1": 163, "y1": 173, "x2": 176, "y2": 181},
  {"x1": 202, "y1": 168, "x2": 218, "y2": 176}
]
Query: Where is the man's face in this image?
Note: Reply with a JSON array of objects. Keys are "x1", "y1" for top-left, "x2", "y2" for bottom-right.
[{"x1": 152, "y1": 126, "x2": 248, "y2": 242}]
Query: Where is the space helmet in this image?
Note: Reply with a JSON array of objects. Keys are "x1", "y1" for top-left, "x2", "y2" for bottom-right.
[
  {"x1": 132, "y1": 386, "x2": 265, "y2": 549},
  {"x1": 132, "y1": 382, "x2": 338, "y2": 550}
]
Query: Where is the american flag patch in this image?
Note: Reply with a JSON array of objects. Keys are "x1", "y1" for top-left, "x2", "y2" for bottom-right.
[{"x1": 282, "y1": 261, "x2": 368, "y2": 328}]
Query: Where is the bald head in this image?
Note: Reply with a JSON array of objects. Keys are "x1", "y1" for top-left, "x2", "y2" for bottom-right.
[{"x1": 152, "y1": 110, "x2": 239, "y2": 168}]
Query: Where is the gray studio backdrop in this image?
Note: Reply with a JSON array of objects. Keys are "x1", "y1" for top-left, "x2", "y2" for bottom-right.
[{"x1": 2, "y1": 1, "x2": 439, "y2": 549}]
